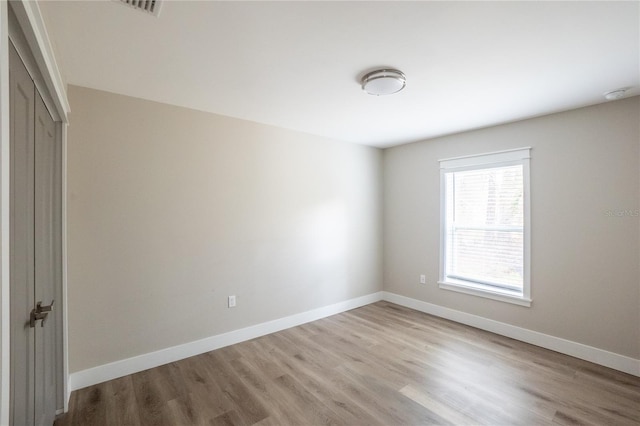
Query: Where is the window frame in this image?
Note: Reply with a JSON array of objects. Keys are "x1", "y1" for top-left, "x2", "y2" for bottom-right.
[{"x1": 438, "y1": 147, "x2": 532, "y2": 307}]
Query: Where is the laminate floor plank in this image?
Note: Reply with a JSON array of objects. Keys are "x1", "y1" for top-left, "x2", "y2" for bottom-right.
[
  {"x1": 62, "y1": 382, "x2": 109, "y2": 426},
  {"x1": 201, "y1": 352, "x2": 269, "y2": 425},
  {"x1": 105, "y1": 376, "x2": 142, "y2": 426},
  {"x1": 176, "y1": 357, "x2": 236, "y2": 422},
  {"x1": 228, "y1": 357, "x2": 310, "y2": 425},
  {"x1": 57, "y1": 301, "x2": 640, "y2": 426},
  {"x1": 233, "y1": 341, "x2": 287, "y2": 381},
  {"x1": 130, "y1": 370, "x2": 174, "y2": 426},
  {"x1": 334, "y1": 361, "x2": 451, "y2": 425},
  {"x1": 164, "y1": 395, "x2": 203, "y2": 426},
  {"x1": 261, "y1": 346, "x2": 382, "y2": 425},
  {"x1": 210, "y1": 410, "x2": 246, "y2": 426}
]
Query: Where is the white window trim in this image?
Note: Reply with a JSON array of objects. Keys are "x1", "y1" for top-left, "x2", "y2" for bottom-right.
[{"x1": 438, "y1": 147, "x2": 532, "y2": 307}]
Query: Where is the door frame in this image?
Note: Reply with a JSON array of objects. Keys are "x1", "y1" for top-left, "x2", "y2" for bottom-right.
[{"x1": 0, "y1": 1, "x2": 69, "y2": 422}]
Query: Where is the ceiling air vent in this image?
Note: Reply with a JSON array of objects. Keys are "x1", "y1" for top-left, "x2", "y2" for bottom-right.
[{"x1": 117, "y1": 0, "x2": 163, "y2": 17}]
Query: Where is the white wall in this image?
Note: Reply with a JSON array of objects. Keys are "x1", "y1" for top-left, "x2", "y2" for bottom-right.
[
  {"x1": 66, "y1": 85, "x2": 383, "y2": 373},
  {"x1": 384, "y1": 97, "x2": 640, "y2": 359}
]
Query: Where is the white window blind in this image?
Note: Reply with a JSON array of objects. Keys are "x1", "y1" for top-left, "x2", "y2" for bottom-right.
[
  {"x1": 439, "y1": 148, "x2": 531, "y2": 306},
  {"x1": 445, "y1": 165, "x2": 523, "y2": 290}
]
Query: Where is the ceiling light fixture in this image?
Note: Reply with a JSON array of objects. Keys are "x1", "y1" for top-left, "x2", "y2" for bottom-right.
[
  {"x1": 604, "y1": 88, "x2": 628, "y2": 101},
  {"x1": 361, "y1": 69, "x2": 406, "y2": 96}
]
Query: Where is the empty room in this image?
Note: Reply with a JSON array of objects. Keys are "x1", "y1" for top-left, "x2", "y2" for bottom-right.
[{"x1": 1, "y1": 1, "x2": 639, "y2": 425}]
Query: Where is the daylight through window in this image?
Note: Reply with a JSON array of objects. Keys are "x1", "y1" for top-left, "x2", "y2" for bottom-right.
[{"x1": 439, "y1": 148, "x2": 531, "y2": 306}]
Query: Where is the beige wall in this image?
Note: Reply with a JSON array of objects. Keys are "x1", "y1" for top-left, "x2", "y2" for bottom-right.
[
  {"x1": 66, "y1": 86, "x2": 383, "y2": 373},
  {"x1": 68, "y1": 84, "x2": 639, "y2": 374},
  {"x1": 384, "y1": 97, "x2": 640, "y2": 358}
]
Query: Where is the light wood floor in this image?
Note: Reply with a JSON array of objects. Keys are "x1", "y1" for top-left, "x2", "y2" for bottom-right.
[{"x1": 56, "y1": 301, "x2": 640, "y2": 425}]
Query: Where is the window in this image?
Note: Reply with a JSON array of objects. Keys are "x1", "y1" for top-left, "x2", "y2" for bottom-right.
[{"x1": 439, "y1": 148, "x2": 531, "y2": 306}]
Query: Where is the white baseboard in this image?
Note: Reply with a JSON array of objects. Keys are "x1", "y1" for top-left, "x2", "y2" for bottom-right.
[
  {"x1": 68, "y1": 288, "x2": 639, "y2": 397},
  {"x1": 382, "y1": 291, "x2": 640, "y2": 377},
  {"x1": 68, "y1": 292, "x2": 383, "y2": 392}
]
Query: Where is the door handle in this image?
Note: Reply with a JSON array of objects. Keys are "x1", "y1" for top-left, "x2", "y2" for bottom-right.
[
  {"x1": 37, "y1": 300, "x2": 54, "y2": 313},
  {"x1": 29, "y1": 300, "x2": 54, "y2": 328}
]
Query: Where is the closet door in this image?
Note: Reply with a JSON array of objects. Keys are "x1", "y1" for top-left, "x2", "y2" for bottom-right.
[
  {"x1": 9, "y1": 42, "x2": 36, "y2": 426},
  {"x1": 34, "y1": 92, "x2": 57, "y2": 426},
  {"x1": 10, "y1": 41, "x2": 59, "y2": 426}
]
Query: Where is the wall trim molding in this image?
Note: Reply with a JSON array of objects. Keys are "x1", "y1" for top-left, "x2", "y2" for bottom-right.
[
  {"x1": 68, "y1": 289, "x2": 639, "y2": 396},
  {"x1": 382, "y1": 291, "x2": 640, "y2": 377},
  {"x1": 68, "y1": 292, "x2": 384, "y2": 392}
]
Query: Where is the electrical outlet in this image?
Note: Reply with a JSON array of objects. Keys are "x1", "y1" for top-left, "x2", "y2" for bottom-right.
[
  {"x1": 420, "y1": 274, "x2": 426, "y2": 284},
  {"x1": 228, "y1": 295, "x2": 236, "y2": 308}
]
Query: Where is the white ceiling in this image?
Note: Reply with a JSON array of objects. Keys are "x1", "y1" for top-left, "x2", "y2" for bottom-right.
[{"x1": 39, "y1": 1, "x2": 639, "y2": 148}]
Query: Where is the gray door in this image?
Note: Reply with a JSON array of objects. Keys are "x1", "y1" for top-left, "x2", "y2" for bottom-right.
[
  {"x1": 34, "y1": 92, "x2": 58, "y2": 426},
  {"x1": 10, "y1": 41, "x2": 36, "y2": 426},
  {"x1": 10, "y1": 42, "x2": 60, "y2": 426}
]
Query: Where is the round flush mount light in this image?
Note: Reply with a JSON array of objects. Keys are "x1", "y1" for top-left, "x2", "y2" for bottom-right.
[
  {"x1": 604, "y1": 88, "x2": 629, "y2": 100},
  {"x1": 361, "y1": 69, "x2": 406, "y2": 96}
]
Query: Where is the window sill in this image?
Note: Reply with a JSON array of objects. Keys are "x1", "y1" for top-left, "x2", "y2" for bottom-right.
[{"x1": 438, "y1": 280, "x2": 532, "y2": 307}]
